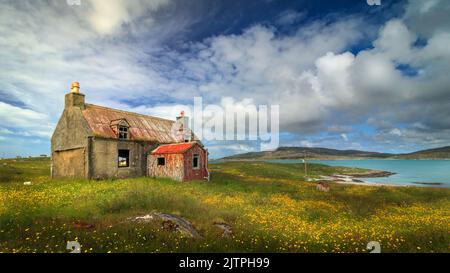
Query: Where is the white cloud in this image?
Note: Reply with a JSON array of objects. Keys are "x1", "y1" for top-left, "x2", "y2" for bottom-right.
[
  {"x1": 88, "y1": 0, "x2": 131, "y2": 34},
  {"x1": 299, "y1": 140, "x2": 313, "y2": 147},
  {"x1": 0, "y1": 102, "x2": 48, "y2": 127},
  {"x1": 0, "y1": 128, "x2": 13, "y2": 135},
  {"x1": 374, "y1": 19, "x2": 417, "y2": 62},
  {"x1": 316, "y1": 52, "x2": 355, "y2": 107},
  {"x1": 207, "y1": 143, "x2": 256, "y2": 158},
  {"x1": 87, "y1": 0, "x2": 170, "y2": 34},
  {"x1": 404, "y1": 0, "x2": 450, "y2": 38},
  {"x1": 389, "y1": 128, "x2": 402, "y2": 136},
  {"x1": 276, "y1": 10, "x2": 306, "y2": 26},
  {"x1": 187, "y1": 18, "x2": 366, "y2": 132},
  {"x1": 0, "y1": 102, "x2": 53, "y2": 138}
]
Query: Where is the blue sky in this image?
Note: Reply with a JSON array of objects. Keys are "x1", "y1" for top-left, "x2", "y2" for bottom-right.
[{"x1": 1, "y1": 0, "x2": 450, "y2": 159}]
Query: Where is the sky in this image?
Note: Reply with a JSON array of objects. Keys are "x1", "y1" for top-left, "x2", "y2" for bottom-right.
[{"x1": 1, "y1": 0, "x2": 450, "y2": 159}]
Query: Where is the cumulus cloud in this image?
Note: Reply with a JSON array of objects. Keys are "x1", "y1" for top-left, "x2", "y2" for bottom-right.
[
  {"x1": 185, "y1": 17, "x2": 366, "y2": 132},
  {"x1": 87, "y1": 0, "x2": 170, "y2": 34},
  {"x1": 0, "y1": 102, "x2": 53, "y2": 138}
]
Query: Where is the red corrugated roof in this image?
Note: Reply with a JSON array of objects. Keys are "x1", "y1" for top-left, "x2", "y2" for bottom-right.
[{"x1": 151, "y1": 142, "x2": 197, "y2": 154}]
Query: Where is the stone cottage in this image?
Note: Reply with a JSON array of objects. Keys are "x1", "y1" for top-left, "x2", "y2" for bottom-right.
[{"x1": 51, "y1": 82, "x2": 209, "y2": 181}]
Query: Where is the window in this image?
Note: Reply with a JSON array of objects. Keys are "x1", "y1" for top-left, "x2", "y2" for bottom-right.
[
  {"x1": 118, "y1": 150, "x2": 129, "y2": 168},
  {"x1": 157, "y1": 157, "x2": 165, "y2": 166},
  {"x1": 192, "y1": 154, "x2": 200, "y2": 169},
  {"x1": 118, "y1": 125, "x2": 128, "y2": 140}
]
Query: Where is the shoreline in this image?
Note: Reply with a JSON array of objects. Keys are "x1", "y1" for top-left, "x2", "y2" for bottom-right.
[
  {"x1": 317, "y1": 171, "x2": 445, "y2": 188},
  {"x1": 316, "y1": 174, "x2": 407, "y2": 187}
]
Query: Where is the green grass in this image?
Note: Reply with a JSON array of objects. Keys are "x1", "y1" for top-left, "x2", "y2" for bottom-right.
[
  {"x1": 0, "y1": 158, "x2": 449, "y2": 253},
  {"x1": 0, "y1": 157, "x2": 50, "y2": 183}
]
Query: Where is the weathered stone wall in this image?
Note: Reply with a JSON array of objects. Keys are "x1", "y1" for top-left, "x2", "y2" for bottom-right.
[
  {"x1": 51, "y1": 107, "x2": 91, "y2": 178},
  {"x1": 52, "y1": 148, "x2": 86, "y2": 178},
  {"x1": 51, "y1": 107, "x2": 91, "y2": 152},
  {"x1": 89, "y1": 138, "x2": 156, "y2": 179}
]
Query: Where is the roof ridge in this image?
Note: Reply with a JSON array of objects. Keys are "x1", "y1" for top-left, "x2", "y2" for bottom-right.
[
  {"x1": 85, "y1": 103, "x2": 175, "y2": 123},
  {"x1": 158, "y1": 142, "x2": 195, "y2": 146}
]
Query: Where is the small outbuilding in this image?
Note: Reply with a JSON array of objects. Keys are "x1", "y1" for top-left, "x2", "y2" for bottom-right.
[{"x1": 148, "y1": 142, "x2": 209, "y2": 182}]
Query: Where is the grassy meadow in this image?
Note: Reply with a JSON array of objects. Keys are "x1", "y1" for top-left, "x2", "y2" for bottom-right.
[{"x1": 0, "y1": 157, "x2": 449, "y2": 253}]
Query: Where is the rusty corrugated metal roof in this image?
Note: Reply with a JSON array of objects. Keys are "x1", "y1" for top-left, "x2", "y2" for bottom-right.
[
  {"x1": 151, "y1": 142, "x2": 197, "y2": 154},
  {"x1": 82, "y1": 103, "x2": 178, "y2": 143}
]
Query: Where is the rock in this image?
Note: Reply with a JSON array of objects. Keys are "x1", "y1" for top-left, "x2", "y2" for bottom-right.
[
  {"x1": 213, "y1": 222, "x2": 232, "y2": 237},
  {"x1": 332, "y1": 175, "x2": 354, "y2": 182},
  {"x1": 318, "y1": 176, "x2": 334, "y2": 181},
  {"x1": 346, "y1": 171, "x2": 395, "y2": 178},
  {"x1": 130, "y1": 212, "x2": 201, "y2": 238},
  {"x1": 73, "y1": 221, "x2": 95, "y2": 229},
  {"x1": 134, "y1": 214, "x2": 154, "y2": 221},
  {"x1": 316, "y1": 181, "x2": 330, "y2": 192},
  {"x1": 23, "y1": 181, "x2": 32, "y2": 186},
  {"x1": 412, "y1": 182, "x2": 443, "y2": 186}
]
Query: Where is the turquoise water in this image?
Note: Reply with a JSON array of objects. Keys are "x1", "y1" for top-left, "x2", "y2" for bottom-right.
[{"x1": 267, "y1": 159, "x2": 450, "y2": 188}]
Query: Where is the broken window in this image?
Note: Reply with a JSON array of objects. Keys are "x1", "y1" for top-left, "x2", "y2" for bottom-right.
[
  {"x1": 157, "y1": 157, "x2": 165, "y2": 166},
  {"x1": 118, "y1": 149, "x2": 129, "y2": 168},
  {"x1": 193, "y1": 154, "x2": 200, "y2": 169},
  {"x1": 118, "y1": 125, "x2": 128, "y2": 140}
]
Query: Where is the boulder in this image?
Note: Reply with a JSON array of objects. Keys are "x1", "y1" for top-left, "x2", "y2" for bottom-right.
[
  {"x1": 213, "y1": 222, "x2": 233, "y2": 237},
  {"x1": 130, "y1": 212, "x2": 201, "y2": 238},
  {"x1": 316, "y1": 181, "x2": 330, "y2": 192}
]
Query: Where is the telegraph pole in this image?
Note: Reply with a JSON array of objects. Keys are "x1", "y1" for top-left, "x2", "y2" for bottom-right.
[{"x1": 304, "y1": 151, "x2": 307, "y2": 179}]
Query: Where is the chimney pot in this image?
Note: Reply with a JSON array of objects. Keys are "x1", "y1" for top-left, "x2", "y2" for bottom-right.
[{"x1": 71, "y1": 81, "x2": 80, "y2": 93}]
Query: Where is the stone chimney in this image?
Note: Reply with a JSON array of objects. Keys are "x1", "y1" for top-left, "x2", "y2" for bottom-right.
[
  {"x1": 65, "y1": 81, "x2": 85, "y2": 109},
  {"x1": 176, "y1": 111, "x2": 191, "y2": 142}
]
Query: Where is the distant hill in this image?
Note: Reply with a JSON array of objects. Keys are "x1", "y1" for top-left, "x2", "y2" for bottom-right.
[
  {"x1": 222, "y1": 147, "x2": 392, "y2": 160},
  {"x1": 395, "y1": 146, "x2": 450, "y2": 159},
  {"x1": 221, "y1": 146, "x2": 450, "y2": 160}
]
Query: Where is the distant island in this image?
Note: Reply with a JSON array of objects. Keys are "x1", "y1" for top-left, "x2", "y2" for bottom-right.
[{"x1": 221, "y1": 146, "x2": 450, "y2": 160}]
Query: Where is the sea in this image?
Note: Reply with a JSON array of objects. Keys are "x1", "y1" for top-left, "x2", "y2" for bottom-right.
[{"x1": 267, "y1": 159, "x2": 450, "y2": 188}]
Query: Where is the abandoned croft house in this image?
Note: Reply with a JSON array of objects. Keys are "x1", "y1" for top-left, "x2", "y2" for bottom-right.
[{"x1": 51, "y1": 82, "x2": 209, "y2": 181}]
